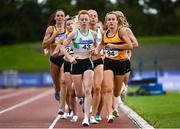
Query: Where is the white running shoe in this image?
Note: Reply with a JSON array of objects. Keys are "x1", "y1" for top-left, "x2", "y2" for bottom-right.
[
  {"x1": 58, "y1": 108, "x2": 64, "y2": 115},
  {"x1": 82, "y1": 117, "x2": 89, "y2": 126},
  {"x1": 76, "y1": 97, "x2": 84, "y2": 112},
  {"x1": 90, "y1": 116, "x2": 99, "y2": 124},
  {"x1": 71, "y1": 115, "x2": 78, "y2": 123},
  {"x1": 107, "y1": 115, "x2": 114, "y2": 123},
  {"x1": 67, "y1": 109, "x2": 73, "y2": 118},
  {"x1": 77, "y1": 97, "x2": 83, "y2": 105},
  {"x1": 112, "y1": 109, "x2": 119, "y2": 118},
  {"x1": 59, "y1": 113, "x2": 67, "y2": 119}
]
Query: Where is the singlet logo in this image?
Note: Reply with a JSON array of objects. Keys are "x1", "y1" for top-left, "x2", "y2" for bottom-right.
[
  {"x1": 79, "y1": 38, "x2": 93, "y2": 44},
  {"x1": 55, "y1": 33, "x2": 67, "y2": 43}
]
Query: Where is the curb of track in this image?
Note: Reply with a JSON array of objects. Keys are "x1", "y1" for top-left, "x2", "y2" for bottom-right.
[{"x1": 119, "y1": 104, "x2": 155, "y2": 129}]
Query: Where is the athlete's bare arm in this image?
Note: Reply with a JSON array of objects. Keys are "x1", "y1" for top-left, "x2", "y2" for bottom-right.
[
  {"x1": 65, "y1": 31, "x2": 76, "y2": 46},
  {"x1": 94, "y1": 37, "x2": 105, "y2": 55},
  {"x1": 90, "y1": 30, "x2": 99, "y2": 56},
  {"x1": 53, "y1": 31, "x2": 77, "y2": 64},
  {"x1": 91, "y1": 30, "x2": 98, "y2": 47},
  {"x1": 126, "y1": 28, "x2": 139, "y2": 48},
  {"x1": 42, "y1": 26, "x2": 59, "y2": 48}
]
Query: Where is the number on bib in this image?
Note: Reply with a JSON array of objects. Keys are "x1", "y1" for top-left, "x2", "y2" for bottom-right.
[{"x1": 104, "y1": 50, "x2": 118, "y2": 57}]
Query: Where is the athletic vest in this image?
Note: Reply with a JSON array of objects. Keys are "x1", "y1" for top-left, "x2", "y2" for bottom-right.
[
  {"x1": 103, "y1": 30, "x2": 127, "y2": 60},
  {"x1": 65, "y1": 31, "x2": 74, "y2": 54},
  {"x1": 50, "y1": 26, "x2": 67, "y2": 46},
  {"x1": 73, "y1": 29, "x2": 94, "y2": 54}
]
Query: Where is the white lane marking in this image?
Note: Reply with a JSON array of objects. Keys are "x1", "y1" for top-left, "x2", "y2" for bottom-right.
[
  {"x1": 119, "y1": 103, "x2": 155, "y2": 129},
  {"x1": 0, "y1": 88, "x2": 35, "y2": 100},
  {"x1": 0, "y1": 89, "x2": 53, "y2": 115},
  {"x1": 49, "y1": 115, "x2": 61, "y2": 129}
]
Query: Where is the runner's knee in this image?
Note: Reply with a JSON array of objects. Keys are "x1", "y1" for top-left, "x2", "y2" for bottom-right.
[
  {"x1": 61, "y1": 79, "x2": 66, "y2": 85},
  {"x1": 93, "y1": 87, "x2": 101, "y2": 94},
  {"x1": 106, "y1": 87, "x2": 113, "y2": 93},
  {"x1": 84, "y1": 89, "x2": 92, "y2": 96},
  {"x1": 101, "y1": 87, "x2": 113, "y2": 94}
]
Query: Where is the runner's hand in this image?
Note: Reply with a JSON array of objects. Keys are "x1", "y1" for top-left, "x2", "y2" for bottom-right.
[
  {"x1": 52, "y1": 48, "x2": 60, "y2": 57},
  {"x1": 106, "y1": 44, "x2": 115, "y2": 49},
  {"x1": 69, "y1": 56, "x2": 77, "y2": 64}
]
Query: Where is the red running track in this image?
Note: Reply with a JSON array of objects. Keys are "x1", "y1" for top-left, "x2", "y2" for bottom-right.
[{"x1": 0, "y1": 87, "x2": 138, "y2": 128}]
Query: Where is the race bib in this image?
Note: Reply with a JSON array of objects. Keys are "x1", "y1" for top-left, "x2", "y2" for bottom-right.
[
  {"x1": 104, "y1": 49, "x2": 119, "y2": 57},
  {"x1": 79, "y1": 44, "x2": 93, "y2": 50},
  {"x1": 66, "y1": 47, "x2": 74, "y2": 54}
]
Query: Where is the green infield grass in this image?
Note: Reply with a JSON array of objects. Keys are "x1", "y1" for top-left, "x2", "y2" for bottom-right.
[
  {"x1": 0, "y1": 42, "x2": 49, "y2": 72},
  {"x1": 0, "y1": 35, "x2": 180, "y2": 71},
  {"x1": 138, "y1": 35, "x2": 180, "y2": 44},
  {"x1": 125, "y1": 91, "x2": 180, "y2": 128}
]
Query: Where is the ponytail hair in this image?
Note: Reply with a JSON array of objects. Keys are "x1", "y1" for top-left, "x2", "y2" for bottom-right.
[{"x1": 114, "y1": 11, "x2": 130, "y2": 28}]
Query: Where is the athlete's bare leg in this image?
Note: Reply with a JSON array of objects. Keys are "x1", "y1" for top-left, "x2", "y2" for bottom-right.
[
  {"x1": 102, "y1": 70, "x2": 114, "y2": 122},
  {"x1": 92, "y1": 64, "x2": 103, "y2": 116},
  {"x1": 113, "y1": 75, "x2": 125, "y2": 116},
  {"x1": 49, "y1": 61, "x2": 61, "y2": 96},
  {"x1": 82, "y1": 70, "x2": 93, "y2": 118}
]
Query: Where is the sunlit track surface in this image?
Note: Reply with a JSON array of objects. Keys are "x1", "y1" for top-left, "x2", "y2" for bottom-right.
[
  {"x1": 0, "y1": 88, "x2": 49, "y2": 111},
  {"x1": 0, "y1": 87, "x2": 138, "y2": 128},
  {"x1": 0, "y1": 88, "x2": 57, "y2": 128}
]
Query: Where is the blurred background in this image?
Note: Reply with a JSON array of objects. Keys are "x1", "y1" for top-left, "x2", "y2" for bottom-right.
[
  {"x1": 0, "y1": 0, "x2": 180, "y2": 44},
  {"x1": 0, "y1": 0, "x2": 180, "y2": 128}
]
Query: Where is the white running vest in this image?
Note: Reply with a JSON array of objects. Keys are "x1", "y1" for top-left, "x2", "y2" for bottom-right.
[{"x1": 73, "y1": 29, "x2": 94, "y2": 54}]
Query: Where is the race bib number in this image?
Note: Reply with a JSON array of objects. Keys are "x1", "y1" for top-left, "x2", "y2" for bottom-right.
[
  {"x1": 104, "y1": 49, "x2": 118, "y2": 57},
  {"x1": 66, "y1": 47, "x2": 74, "y2": 54},
  {"x1": 79, "y1": 44, "x2": 93, "y2": 50}
]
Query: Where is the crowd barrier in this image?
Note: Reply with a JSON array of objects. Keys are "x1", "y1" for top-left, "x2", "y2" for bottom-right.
[
  {"x1": 1, "y1": 70, "x2": 180, "y2": 92},
  {"x1": 0, "y1": 71, "x2": 52, "y2": 88}
]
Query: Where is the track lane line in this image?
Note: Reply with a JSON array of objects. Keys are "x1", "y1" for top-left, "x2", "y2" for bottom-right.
[
  {"x1": 48, "y1": 115, "x2": 61, "y2": 129},
  {"x1": 0, "y1": 88, "x2": 35, "y2": 100},
  {"x1": 0, "y1": 89, "x2": 53, "y2": 115},
  {"x1": 119, "y1": 103, "x2": 154, "y2": 129}
]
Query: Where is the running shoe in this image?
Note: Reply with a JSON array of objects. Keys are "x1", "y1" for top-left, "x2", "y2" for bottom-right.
[
  {"x1": 71, "y1": 115, "x2": 78, "y2": 123},
  {"x1": 82, "y1": 117, "x2": 89, "y2": 126},
  {"x1": 112, "y1": 110, "x2": 119, "y2": 118},
  {"x1": 95, "y1": 114, "x2": 102, "y2": 121},
  {"x1": 67, "y1": 109, "x2": 73, "y2": 118},
  {"x1": 77, "y1": 97, "x2": 84, "y2": 112},
  {"x1": 90, "y1": 116, "x2": 99, "y2": 124},
  {"x1": 59, "y1": 113, "x2": 67, "y2": 119},
  {"x1": 58, "y1": 108, "x2": 64, "y2": 115},
  {"x1": 107, "y1": 115, "x2": 114, "y2": 123},
  {"x1": 54, "y1": 91, "x2": 60, "y2": 101},
  {"x1": 77, "y1": 97, "x2": 83, "y2": 105}
]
